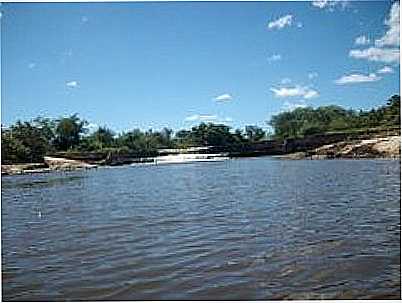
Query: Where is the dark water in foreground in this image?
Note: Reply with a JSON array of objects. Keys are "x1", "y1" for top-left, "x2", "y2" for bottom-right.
[{"x1": 2, "y1": 158, "x2": 401, "y2": 300}]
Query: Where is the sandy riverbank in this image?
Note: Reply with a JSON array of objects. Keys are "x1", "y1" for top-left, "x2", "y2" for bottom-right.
[
  {"x1": 1, "y1": 157, "x2": 98, "y2": 176},
  {"x1": 1, "y1": 154, "x2": 229, "y2": 175}
]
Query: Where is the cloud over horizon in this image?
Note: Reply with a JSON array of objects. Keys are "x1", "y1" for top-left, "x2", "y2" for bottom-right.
[
  {"x1": 335, "y1": 73, "x2": 381, "y2": 85},
  {"x1": 184, "y1": 114, "x2": 232, "y2": 124},
  {"x1": 281, "y1": 100, "x2": 308, "y2": 111},
  {"x1": 185, "y1": 114, "x2": 216, "y2": 122},
  {"x1": 270, "y1": 85, "x2": 319, "y2": 99}
]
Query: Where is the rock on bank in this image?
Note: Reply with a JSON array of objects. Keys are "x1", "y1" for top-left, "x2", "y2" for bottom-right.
[
  {"x1": 1, "y1": 157, "x2": 97, "y2": 176},
  {"x1": 44, "y1": 156, "x2": 97, "y2": 171},
  {"x1": 280, "y1": 135, "x2": 401, "y2": 160}
]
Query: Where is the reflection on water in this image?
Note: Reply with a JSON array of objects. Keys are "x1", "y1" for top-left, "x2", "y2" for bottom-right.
[{"x1": 2, "y1": 158, "x2": 401, "y2": 300}]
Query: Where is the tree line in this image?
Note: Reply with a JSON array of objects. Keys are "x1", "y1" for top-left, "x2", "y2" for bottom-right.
[
  {"x1": 269, "y1": 95, "x2": 400, "y2": 139},
  {"x1": 1, "y1": 94, "x2": 400, "y2": 164},
  {"x1": 1, "y1": 115, "x2": 268, "y2": 164}
]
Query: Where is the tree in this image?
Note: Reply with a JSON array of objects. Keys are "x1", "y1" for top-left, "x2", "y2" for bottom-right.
[
  {"x1": 233, "y1": 128, "x2": 247, "y2": 145},
  {"x1": 1, "y1": 129, "x2": 30, "y2": 164},
  {"x1": 245, "y1": 125, "x2": 266, "y2": 142},
  {"x1": 2, "y1": 121, "x2": 49, "y2": 163},
  {"x1": 32, "y1": 117, "x2": 57, "y2": 144},
  {"x1": 54, "y1": 114, "x2": 87, "y2": 150},
  {"x1": 92, "y1": 126, "x2": 115, "y2": 149},
  {"x1": 269, "y1": 95, "x2": 401, "y2": 139},
  {"x1": 159, "y1": 127, "x2": 173, "y2": 147},
  {"x1": 384, "y1": 95, "x2": 400, "y2": 126}
]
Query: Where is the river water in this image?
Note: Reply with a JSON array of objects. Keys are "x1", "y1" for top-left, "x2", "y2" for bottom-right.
[{"x1": 2, "y1": 158, "x2": 401, "y2": 300}]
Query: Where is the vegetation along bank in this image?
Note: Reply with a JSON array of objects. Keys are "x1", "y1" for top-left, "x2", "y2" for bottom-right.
[{"x1": 1, "y1": 95, "x2": 400, "y2": 174}]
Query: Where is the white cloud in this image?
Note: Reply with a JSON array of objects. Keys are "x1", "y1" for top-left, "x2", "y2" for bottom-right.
[
  {"x1": 355, "y1": 35, "x2": 370, "y2": 45},
  {"x1": 349, "y1": 47, "x2": 400, "y2": 63},
  {"x1": 349, "y1": 3, "x2": 400, "y2": 66},
  {"x1": 185, "y1": 114, "x2": 202, "y2": 121},
  {"x1": 304, "y1": 90, "x2": 319, "y2": 99},
  {"x1": 184, "y1": 114, "x2": 232, "y2": 124},
  {"x1": 312, "y1": 0, "x2": 349, "y2": 11},
  {"x1": 267, "y1": 54, "x2": 282, "y2": 63},
  {"x1": 270, "y1": 85, "x2": 319, "y2": 99},
  {"x1": 335, "y1": 72, "x2": 381, "y2": 85},
  {"x1": 28, "y1": 62, "x2": 36, "y2": 69},
  {"x1": 66, "y1": 80, "x2": 79, "y2": 88},
  {"x1": 375, "y1": 2, "x2": 399, "y2": 47},
  {"x1": 268, "y1": 14, "x2": 293, "y2": 30},
  {"x1": 185, "y1": 114, "x2": 217, "y2": 122},
  {"x1": 199, "y1": 115, "x2": 217, "y2": 121},
  {"x1": 308, "y1": 72, "x2": 318, "y2": 79},
  {"x1": 281, "y1": 78, "x2": 292, "y2": 84},
  {"x1": 312, "y1": 0, "x2": 330, "y2": 9},
  {"x1": 377, "y1": 66, "x2": 394, "y2": 74},
  {"x1": 214, "y1": 93, "x2": 233, "y2": 102},
  {"x1": 282, "y1": 100, "x2": 308, "y2": 111}
]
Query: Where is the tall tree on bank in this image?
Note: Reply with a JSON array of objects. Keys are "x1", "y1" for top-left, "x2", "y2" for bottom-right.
[
  {"x1": 1, "y1": 121, "x2": 50, "y2": 163},
  {"x1": 54, "y1": 114, "x2": 87, "y2": 150}
]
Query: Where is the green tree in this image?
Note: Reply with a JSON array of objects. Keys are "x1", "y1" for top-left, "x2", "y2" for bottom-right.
[
  {"x1": 245, "y1": 125, "x2": 266, "y2": 142},
  {"x1": 269, "y1": 95, "x2": 401, "y2": 139},
  {"x1": 92, "y1": 126, "x2": 115, "y2": 149},
  {"x1": 1, "y1": 129, "x2": 30, "y2": 164},
  {"x1": 55, "y1": 114, "x2": 87, "y2": 150},
  {"x1": 384, "y1": 95, "x2": 400, "y2": 126},
  {"x1": 1, "y1": 121, "x2": 49, "y2": 163},
  {"x1": 32, "y1": 117, "x2": 57, "y2": 144}
]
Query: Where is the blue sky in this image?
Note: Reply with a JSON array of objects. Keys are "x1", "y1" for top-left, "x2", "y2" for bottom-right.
[{"x1": 1, "y1": 1, "x2": 400, "y2": 133}]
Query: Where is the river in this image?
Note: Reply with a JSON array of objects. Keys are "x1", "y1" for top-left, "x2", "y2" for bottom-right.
[{"x1": 1, "y1": 158, "x2": 401, "y2": 300}]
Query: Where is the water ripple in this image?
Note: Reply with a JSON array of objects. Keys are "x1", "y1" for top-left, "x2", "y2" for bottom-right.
[{"x1": 2, "y1": 158, "x2": 400, "y2": 300}]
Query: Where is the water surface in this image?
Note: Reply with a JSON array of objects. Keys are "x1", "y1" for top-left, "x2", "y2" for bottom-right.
[{"x1": 2, "y1": 158, "x2": 401, "y2": 300}]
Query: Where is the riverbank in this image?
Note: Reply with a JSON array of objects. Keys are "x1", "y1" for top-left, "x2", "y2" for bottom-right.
[
  {"x1": 278, "y1": 135, "x2": 400, "y2": 160},
  {"x1": 1, "y1": 157, "x2": 98, "y2": 176},
  {"x1": 2, "y1": 133, "x2": 400, "y2": 175},
  {"x1": 1, "y1": 163, "x2": 52, "y2": 175},
  {"x1": 1, "y1": 154, "x2": 229, "y2": 175}
]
